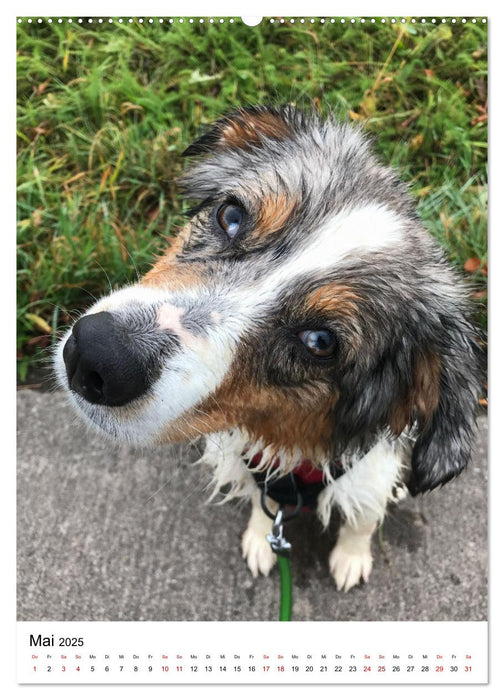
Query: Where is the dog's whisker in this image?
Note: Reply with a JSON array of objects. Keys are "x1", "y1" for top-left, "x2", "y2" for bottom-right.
[
  {"x1": 93, "y1": 260, "x2": 115, "y2": 296},
  {"x1": 124, "y1": 246, "x2": 143, "y2": 284}
]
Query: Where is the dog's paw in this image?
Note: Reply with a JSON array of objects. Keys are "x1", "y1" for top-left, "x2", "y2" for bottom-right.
[
  {"x1": 241, "y1": 526, "x2": 277, "y2": 578},
  {"x1": 329, "y1": 536, "x2": 373, "y2": 592}
]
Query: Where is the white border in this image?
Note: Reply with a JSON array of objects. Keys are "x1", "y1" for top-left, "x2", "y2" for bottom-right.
[{"x1": 5, "y1": 3, "x2": 500, "y2": 698}]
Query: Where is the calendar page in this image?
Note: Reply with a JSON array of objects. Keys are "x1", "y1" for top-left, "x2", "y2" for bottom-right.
[
  {"x1": 16, "y1": 7, "x2": 489, "y2": 689},
  {"x1": 17, "y1": 621, "x2": 486, "y2": 683}
]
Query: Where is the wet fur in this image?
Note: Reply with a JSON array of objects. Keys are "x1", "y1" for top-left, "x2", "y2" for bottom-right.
[{"x1": 55, "y1": 106, "x2": 483, "y2": 591}]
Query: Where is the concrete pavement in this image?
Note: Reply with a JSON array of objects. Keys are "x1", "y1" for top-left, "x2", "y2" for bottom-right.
[{"x1": 17, "y1": 389, "x2": 487, "y2": 622}]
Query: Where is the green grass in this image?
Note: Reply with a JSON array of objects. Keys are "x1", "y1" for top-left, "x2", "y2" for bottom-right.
[{"x1": 16, "y1": 17, "x2": 487, "y2": 380}]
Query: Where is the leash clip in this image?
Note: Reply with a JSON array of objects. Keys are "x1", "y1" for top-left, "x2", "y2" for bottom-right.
[{"x1": 266, "y1": 508, "x2": 292, "y2": 557}]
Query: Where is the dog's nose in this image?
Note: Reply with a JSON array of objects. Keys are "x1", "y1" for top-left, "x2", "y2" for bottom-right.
[{"x1": 63, "y1": 311, "x2": 152, "y2": 406}]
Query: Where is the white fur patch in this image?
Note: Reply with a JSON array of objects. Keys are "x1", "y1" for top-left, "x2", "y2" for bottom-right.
[
  {"x1": 241, "y1": 491, "x2": 278, "y2": 577},
  {"x1": 86, "y1": 283, "x2": 172, "y2": 312},
  {"x1": 317, "y1": 438, "x2": 407, "y2": 529},
  {"x1": 235, "y1": 203, "x2": 404, "y2": 316},
  {"x1": 329, "y1": 522, "x2": 375, "y2": 592},
  {"x1": 200, "y1": 430, "x2": 258, "y2": 503},
  {"x1": 201, "y1": 431, "x2": 407, "y2": 531},
  {"x1": 277, "y1": 203, "x2": 404, "y2": 280}
]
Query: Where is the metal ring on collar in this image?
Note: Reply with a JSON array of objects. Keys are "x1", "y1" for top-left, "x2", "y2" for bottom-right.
[{"x1": 260, "y1": 487, "x2": 303, "y2": 521}]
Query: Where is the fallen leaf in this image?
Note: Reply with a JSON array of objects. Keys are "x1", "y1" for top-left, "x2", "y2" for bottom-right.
[
  {"x1": 456, "y1": 81, "x2": 471, "y2": 97},
  {"x1": 464, "y1": 257, "x2": 482, "y2": 273},
  {"x1": 410, "y1": 133, "x2": 424, "y2": 150},
  {"x1": 34, "y1": 80, "x2": 50, "y2": 96},
  {"x1": 32, "y1": 209, "x2": 44, "y2": 227},
  {"x1": 471, "y1": 102, "x2": 488, "y2": 126}
]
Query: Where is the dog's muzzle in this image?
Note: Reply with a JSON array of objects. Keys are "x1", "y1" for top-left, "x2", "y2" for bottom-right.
[{"x1": 63, "y1": 311, "x2": 155, "y2": 407}]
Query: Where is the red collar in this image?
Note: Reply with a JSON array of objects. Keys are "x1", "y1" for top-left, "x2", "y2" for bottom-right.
[
  {"x1": 248, "y1": 453, "x2": 325, "y2": 485},
  {"x1": 247, "y1": 452, "x2": 344, "y2": 511}
]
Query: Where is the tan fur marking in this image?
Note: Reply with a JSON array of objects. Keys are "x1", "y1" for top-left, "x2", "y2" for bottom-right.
[
  {"x1": 414, "y1": 352, "x2": 441, "y2": 419},
  {"x1": 388, "y1": 396, "x2": 412, "y2": 436},
  {"x1": 140, "y1": 224, "x2": 203, "y2": 290},
  {"x1": 306, "y1": 283, "x2": 361, "y2": 319},
  {"x1": 221, "y1": 111, "x2": 292, "y2": 150},
  {"x1": 161, "y1": 369, "x2": 339, "y2": 463},
  {"x1": 254, "y1": 193, "x2": 299, "y2": 238},
  {"x1": 388, "y1": 352, "x2": 441, "y2": 435}
]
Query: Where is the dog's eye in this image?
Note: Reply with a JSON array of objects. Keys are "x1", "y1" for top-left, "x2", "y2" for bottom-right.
[
  {"x1": 216, "y1": 203, "x2": 244, "y2": 239},
  {"x1": 299, "y1": 330, "x2": 337, "y2": 358}
]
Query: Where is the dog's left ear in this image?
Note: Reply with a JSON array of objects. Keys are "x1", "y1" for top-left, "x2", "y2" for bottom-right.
[
  {"x1": 182, "y1": 105, "x2": 293, "y2": 156},
  {"x1": 407, "y1": 320, "x2": 483, "y2": 495}
]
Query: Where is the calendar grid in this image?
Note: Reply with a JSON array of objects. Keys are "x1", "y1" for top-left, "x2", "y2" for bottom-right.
[{"x1": 17, "y1": 621, "x2": 488, "y2": 684}]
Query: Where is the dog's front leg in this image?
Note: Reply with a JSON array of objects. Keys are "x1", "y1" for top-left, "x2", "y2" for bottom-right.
[
  {"x1": 328, "y1": 517, "x2": 376, "y2": 592},
  {"x1": 318, "y1": 439, "x2": 406, "y2": 592},
  {"x1": 241, "y1": 490, "x2": 278, "y2": 577}
]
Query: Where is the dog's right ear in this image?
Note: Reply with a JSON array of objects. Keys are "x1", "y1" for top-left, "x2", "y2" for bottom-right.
[{"x1": 182, "y1": 105, "x2": 293, "y2": 156}]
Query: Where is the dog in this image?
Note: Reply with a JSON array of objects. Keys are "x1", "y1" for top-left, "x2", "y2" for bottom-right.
[{"x1": 54, "y1": 105, "x2": 482, "y2": 592}]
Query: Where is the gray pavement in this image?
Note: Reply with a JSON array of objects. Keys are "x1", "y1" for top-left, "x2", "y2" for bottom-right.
[{"x1": 17, "y1": 389, "x2": 488, "y2": 622}]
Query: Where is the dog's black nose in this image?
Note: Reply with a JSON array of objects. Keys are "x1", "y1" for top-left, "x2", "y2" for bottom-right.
[{"x1": 63, "y1": 311, "x2": 152, "y2": 406}]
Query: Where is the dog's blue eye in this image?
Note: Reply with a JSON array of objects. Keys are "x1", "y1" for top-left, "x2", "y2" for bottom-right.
[
  {"x1": 299, "y1": 330, "x2": 337, "y2": 358},
  {"x1": 216, "y1": 203, "x2": 244, "y2": 238}
]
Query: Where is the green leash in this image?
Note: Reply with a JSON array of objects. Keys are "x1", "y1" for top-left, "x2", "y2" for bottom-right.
[
  {"x1": 277, "y1": 554, "x2": 293, "y2": 621},
  {"x1": 265, "y1": 506, "x2": 294, "y2": 621}
]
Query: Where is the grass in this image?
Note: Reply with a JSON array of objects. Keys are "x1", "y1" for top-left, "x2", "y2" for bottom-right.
[{"x1": 16, "y1": 17, "x2": 488, "y2": 380}]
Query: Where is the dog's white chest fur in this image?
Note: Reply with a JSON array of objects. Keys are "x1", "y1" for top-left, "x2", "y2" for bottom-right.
[{"x1": 201, "y1": 429, "x2": 407, "y2": 591}]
